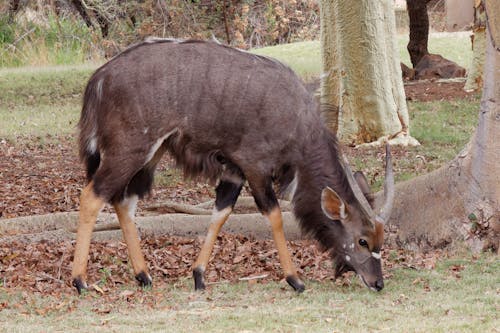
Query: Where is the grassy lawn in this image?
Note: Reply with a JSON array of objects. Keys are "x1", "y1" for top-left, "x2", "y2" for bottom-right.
[
  {"x1": 0, "y1": 253, "x2": 497, "y2": 332},
  {"x1": 0, "y1": 65, "x2": 93, "y2": 140}
]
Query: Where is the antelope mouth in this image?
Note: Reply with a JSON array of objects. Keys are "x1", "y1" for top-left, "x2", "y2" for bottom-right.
[{"x1": 359, "y1": 275, "x2": 377, "y2": 292}]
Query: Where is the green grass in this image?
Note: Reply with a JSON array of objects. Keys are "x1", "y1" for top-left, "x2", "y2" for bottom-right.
[
  {"x1": 252, "y1": 40, "x2": 322, "y2": 78},
  {"x1": 0, "y1": 65, "x2": 93, "y2": 140},
  {"x1": 0, "y1": 14, "x2": 97, "y2": 67},
  {"x1": 409, "y1": 99, "x2": 479, "y2": 160},
  {"x1": 0, "y1": 253, "x2": 497, "y2": 332}
]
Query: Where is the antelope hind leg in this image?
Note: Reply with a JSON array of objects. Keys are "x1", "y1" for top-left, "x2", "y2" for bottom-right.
[
  {"x1": 114, "y1": 195, "x2": 152, "y2": 288},
  {"x1": 71, "y1": 182, "x2": 105, "y2": 294}
]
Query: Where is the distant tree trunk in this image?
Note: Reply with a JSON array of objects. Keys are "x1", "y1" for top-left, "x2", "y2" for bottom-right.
[
  {"x1": 320, "y1": 0, "x2": 418, "y2": 146},
  {"x1": 221, "y1": 0, "x2": 232, "y2": 45},
  {"x1": 377, "y1": 1, "x2": 499, "y2": 252},
  {"x1": 94, "y1": 12, "x2": 110, "y2": 38},
  {"x1": 465, "y1": 0, "x2": 487, "y2": 92},
  {"x1": 71, "y1": 0, "x2": 94, "y2": 28},
  {"x1": 8, "y1": 0, "x2": 21, "y2": 21},
  {"x1": 70, "y1": 0, "x2": 110, "y2": 38},
  {"x1": 406, "y1": 0, "x2": 431, "y2": 68},
  {"x1": 319, "y1": 0, "x2": 341, "y2": 134}
]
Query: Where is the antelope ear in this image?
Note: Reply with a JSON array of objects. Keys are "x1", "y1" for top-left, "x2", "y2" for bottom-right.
[{"x1": 321, "y1": 187, "x2": 348, "y2": 220}]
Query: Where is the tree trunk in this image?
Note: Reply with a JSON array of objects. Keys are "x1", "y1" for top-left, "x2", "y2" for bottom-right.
[
  {"x1": 8, "y1": 0, "x2": 21, "y2": 22},
  {"x1": 71, "y1": 0, "x2": 94, "y2": 28},
  {"x1": 406, "y1": 0, "x2": 430, "y2": 68},
  {"x1": 377, "y1": 6, "x2": 499, "y2": 252},
  {"x1": 320, "y1": 0, "x2": 418, "y2": 146},
  {"x1": 319, "y1": 0, "x2": 341, "y2": 134},
  {"x1": 464, "y1": 0, "x2": 487, "y2": 92}
]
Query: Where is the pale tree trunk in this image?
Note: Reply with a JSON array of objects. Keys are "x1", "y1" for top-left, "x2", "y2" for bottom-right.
[
  {"x1": 464, "y1": 0, "x2": 487, "y2": 92},
  {"x1": 319, "y1": 0, "x2": 341, "y2": 134},
  {"x1": 377, "y1": 3, "x2": 499, "y2": 252},
  {"x1": 320, "y1": 0, "x2": 418, "y2": 146}
]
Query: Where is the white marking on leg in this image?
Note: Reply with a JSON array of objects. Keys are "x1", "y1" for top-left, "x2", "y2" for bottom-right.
[
  {"x1": 197, "y1": 207, "x2": 232, "y2": 271},
  {"x1": 210, "y1": 206, "x2": 232, "y2": 224},
  {"x1": 286, "y1": 172, "x2": 298, "y2": 201},
  {"x1": 120, "y1": 195, "x2": 138, "y2": 219}
]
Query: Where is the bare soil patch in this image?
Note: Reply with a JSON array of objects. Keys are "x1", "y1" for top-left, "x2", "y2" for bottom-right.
[{"x1": 404, "y1": 80, "x2": 479, "y2": 102}]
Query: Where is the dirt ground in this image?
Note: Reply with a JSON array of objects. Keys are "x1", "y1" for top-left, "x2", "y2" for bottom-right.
[{"x1": 0, "y1": 80, "x2": 477, "y2": 297}]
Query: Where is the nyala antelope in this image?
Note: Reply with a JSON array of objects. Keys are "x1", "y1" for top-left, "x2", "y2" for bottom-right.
[{"x1": 72, "y1": 38, "x2": 394, "y2": 294}]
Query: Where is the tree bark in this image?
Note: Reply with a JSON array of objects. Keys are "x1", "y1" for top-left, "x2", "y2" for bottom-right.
[
  {"x1": 70, "y1": 0, "x2": 94, "y2": 28},
  {"x1": 319, "y1": 0, "x2": 341, "y2": 134},
  {"x1": 377, "y1": 8, "x2": 499, "y2": 252},
  {"x1": 0, "y1": 211, "x2": 301, "y2": 244},
  {"x1": 320, "y1": 0, "x2": 418, "y2": 146},
  {"x1": 70, "y1": 0, "x2": 109, "y2": 38},
  {"x1": 8, "y1": 0, "x2": 21, "y2": 22},
  {"x1": 465, "y1": 0, "x2": 487, "y2": 92},
  {"x1": 406, "y1": 0, "x2": 431, "y2": 68}
]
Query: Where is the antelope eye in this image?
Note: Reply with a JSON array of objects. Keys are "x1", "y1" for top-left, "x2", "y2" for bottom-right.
[{"x1": 358, "y1": 239, "x2": 369, "y2": 248}]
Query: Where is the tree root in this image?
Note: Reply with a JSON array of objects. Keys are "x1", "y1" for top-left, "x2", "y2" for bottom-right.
[{"x1": 0, "y1": 210, "x2": 301, "y2": 244}]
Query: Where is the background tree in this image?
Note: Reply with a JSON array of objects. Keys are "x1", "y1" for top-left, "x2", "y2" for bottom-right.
[
  {"x1": 374, "y1": 0, "x2": 499, "y2": 252},
  {"x1": 7, "y1": 0, "x2": 21, "y2": 22},
  {"x1": 405, "y1": 0, "x2": 466, "y2": 80},
  {"x1": 406, "y1": 0, "x2": 431, "y2": 67},
  {"x1": 464, "y1": 0, "x2": 487, "y2": 91},
  {"x1": 320, "y1": 0, "x2": 419, "y2": 146},
  {"x1": 321, "y1": 0, "x2": 498, "y2": 251}
]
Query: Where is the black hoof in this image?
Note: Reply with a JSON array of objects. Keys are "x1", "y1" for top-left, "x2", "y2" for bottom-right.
[
  {"x1": 135, "y1": 271, "x2": 153, "y2": 288},
  {"x1": 72, "y1": 277, "x2": 88, "y2": 295},
  {"x1": 193, "y1": 267, "x2": 206, "y2": 291},
  {"x1": 286, "y1": 275, "x2": 305, "y2": 293}
]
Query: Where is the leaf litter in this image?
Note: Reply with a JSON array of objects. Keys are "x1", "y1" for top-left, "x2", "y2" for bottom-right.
[{"x1": 0, "y1": 117, "x2": 460, "y2": 315}]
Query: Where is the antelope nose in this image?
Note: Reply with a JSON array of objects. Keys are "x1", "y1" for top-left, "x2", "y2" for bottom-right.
[{"x1": 375, "y1": 279, "x2": 384, "y2": 291}]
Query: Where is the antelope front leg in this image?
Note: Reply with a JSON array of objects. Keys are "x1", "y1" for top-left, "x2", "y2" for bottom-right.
[
  {"x1": 114, "y1": 195, "x2": 152, "y2": 287},
  {"x1": 266, "y1": 207, "x2": 305, "y2": 293},
  {"x1": 72, "y1": 182, "x2": 105, "y2": 294},
  {"x1": 193, "y1": 207, "x2": 232, "y2": 290}
]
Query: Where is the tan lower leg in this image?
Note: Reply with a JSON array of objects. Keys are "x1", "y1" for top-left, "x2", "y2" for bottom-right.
[
  {"x1": 71, "y1": 182, "x2": 105, "y2": 282},
  {"x1": 266, "y1": 207, "x2": 297, "y2": 277},
  {"x1": 114, "y1": 196, "x2": 149, "y2": 278},
  {"x1": 193, "y1": 207, "x2": 232, "y2": 271}
]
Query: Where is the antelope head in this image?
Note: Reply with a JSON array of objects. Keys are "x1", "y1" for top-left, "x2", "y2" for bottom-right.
[{"x1": 321, "y1": 144, "x2": 394, "y2": 291}]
